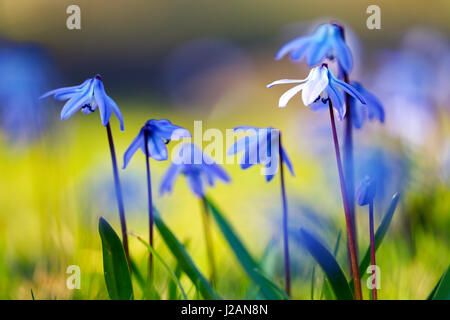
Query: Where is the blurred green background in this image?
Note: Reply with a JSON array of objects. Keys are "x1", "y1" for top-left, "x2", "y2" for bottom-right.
[{"x1": 0, "y1": 0, "x2": 449, "y2": 299}]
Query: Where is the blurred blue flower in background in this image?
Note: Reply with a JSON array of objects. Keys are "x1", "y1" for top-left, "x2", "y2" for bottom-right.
[
  {"x1": 371, "y1": 44, "x2": 440, "y2": 145},
  {"x1": 227, "y1": 126, "x2": 294, "y2": 182},
  {"x1": 123, "y1": 119, "x2": 191, "y2": 168},
  {"x1": 275, "y1": 23, "x2": 353, "y2": 74},
  {"x1": 349, "y1": 81, "x2": 384, "y2": 129},
  {"x1": 267, "y1": 64, "x2": 365, "y2": 119},
  {"x1": 0, "y1": 42, "x2": 56, "y2": 143},
  {"x1": 355, "y1": 146, "x2": 410, "y2": 211},
  {"x1": 40, "y1": 74, "x2": 124, "y2": 131},
  {"x1": 160, "y1": 143, "x2": 230, "y2": 197}
]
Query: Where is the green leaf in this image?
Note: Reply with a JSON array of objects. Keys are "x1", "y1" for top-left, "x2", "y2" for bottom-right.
[
  {"x1": 130, "y1": 232, "x2": 188, "y2": 300},
  {"x1": 430, "y1": 266, "x2": 450, "y2": 300},
  {"x1": 320, "y1": 231, "x2": 341, "y2": 300},
  {"x1": 153, "y1": 210, "x2": 218, "y2": 300},
  {"x1": 205, "y1": 197, "x2": 285, "y2": 300},
  {"x1": 252, "y1": 268, "x2": 290, "y2": 300},
  {"x1": 130, "y1": 258, "x2": 145, "y2": 293},
  {"x1": 168, "y1": 240, "x2": 190, "y2": 300},
  {"x1": 297, "y1": 228, "x2": 353, "y2": 300},
  {"x1": 98, "y1": 217, "x2": 133, "y2": 300}
]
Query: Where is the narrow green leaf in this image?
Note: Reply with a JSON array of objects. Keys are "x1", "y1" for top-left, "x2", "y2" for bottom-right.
[
  {"x1": 153, "y1": 210, "x2": 218, "y2": 300},
  {"x1": 130, "y1": 232, "x2": 188, "y2": 300},
  {"x1": 205, "y1": 197, "x2": 285, "y2": 300},
  {"x1": 130, "y1": 258, "x2": 145, "y2": 293},
  {"x1": 310, "y1": 267, "x2": 316, "y2": 300},
  {"x1": 30, "y1": 289, "x2": 35, "y2": 300},
  {"x1": 298, "y1": 228, "x2": 353, "y2": 300},
  {"x1": 168, "y1": 240, "x2": 190, "y2": 300},
  {"x1": 98, "y1": 217, "x2": 133, "y2": 300},
  {"x1": 252, "y1": 268, "x2": 290, "y2": 300},
  {"x1": 431, "y1": 266, "x2": 450, "y2": 300},
  {"x1": 320, "y1": 231, "x2": 341, "y2": 300}
]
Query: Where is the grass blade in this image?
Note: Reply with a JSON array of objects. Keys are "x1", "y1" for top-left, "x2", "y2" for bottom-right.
[
  {"x1": 297, "y1": 228, "x2": 353, "y2": 300},
  {"x1": 98, "y1": 217, "x2": 133, "y2": 300},
  {"x1": 130, "y1": 232, "x2": 188, "y2": 300},
  {"x1": 153, "y1": 209, "x2": 218, "y2": 300},
  {"x1": 430, "y1": 266, "x2": 450, "y2": 300},
  {"x1": 168, "y1": 240, "x2": 189, "y2": 300},
  {"x1": 205, "y1": 197, "x2": 285, "y2": 300},
  {"x1": 320, "y1": 231, "x2": 341, "y2": 300}
]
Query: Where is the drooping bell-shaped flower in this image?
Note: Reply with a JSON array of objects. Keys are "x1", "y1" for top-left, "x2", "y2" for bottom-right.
[
  {"x1": 123, "y1": 119, "x2": 191, "y2": 168},
  {"x1": 275, "y1": 23, "x2": 353, "y2": 74},
  {"x1": 267, "y1": 64, "x2": 366, "y2": 120},
  {"x1": 227, "y1": 126, "x2": 294, "y2": 182},
  {"x1": 349, "y1": 82, "x2": 384, "y2": 129},
  {"x1": 356, "y1": 175, "x2": 377, "y2": 206},
  {"x1": 160, "y1": 143, "x2": 230, "y2": 197},
  {"x1": 40, "y1": 74, "x2": 124, "y2": 130}
]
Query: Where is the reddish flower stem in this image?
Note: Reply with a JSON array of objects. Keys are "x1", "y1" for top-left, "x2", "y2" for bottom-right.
[{"x1": 328, "y1": 101, "x2": 362, "y2": 300}]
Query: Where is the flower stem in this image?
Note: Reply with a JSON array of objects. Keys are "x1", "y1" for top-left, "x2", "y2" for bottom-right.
[
  {"x1": 278, "y1": 131, "x2": 291, "y2": 296},
  {"x1": 369, "y1": 200, "x2": 377, "y2": 300},
  {"x1": 143, "y1": 129, "x2": 154, "y2": 286},
  {"x1": 328, "y1": 101, "x2": 362, "y2": 300},
  {"x1": 343, "y1": 71, "x2": 358, "y2": 256},
  {"x1": 106, "y1": 122, "x2": 131, "y2": 270},
  {"x1": 200, "y1": 196, "x2": 217, "y2": 287}
]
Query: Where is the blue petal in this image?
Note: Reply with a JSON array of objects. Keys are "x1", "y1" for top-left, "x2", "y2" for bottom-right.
[
  {"x1": 148, "y1": 133, "x2": 169, "y2": 161},
  {"x1": 264, "y1": 160, "x2": 276, "y2": 182},
  {"x1": 275, "y1": 37, "x2": 308, "y2": 61},
  {"x1": 281, "y1": 146, "x2": 295, "y2": 176},
  {"x1": 159, "y1": 163, "x2": 182, "y2": 195},
  {"x1": 93, "y1": 78, "x2": 112, "y2": 127},
  {"x1": 123, "y1": 129, "x2": 145, "y2": 169},
  {"x1": 327, "y1": 84, "x2": 345, "y2": 120},
  {"x1": 105, "y1": 94, "x2": 124, "y2": 131},
  {"x1": 60, "y1": 82, "x2": 93, "y2": 120},
  {"x1": 205, "y1": 163, "x2": 231, "y2": 183},
  {"x1": 329, "y1": 71, "x2": 366, "y2": 104},
  {"x1": 333, "y1": 38, "x2": 353, "y2": 74},
  {"x1": 186, "y1": 173, "x2": 204, "y2": 197},
  {"x1": 350, "y1": 102, "x2": 364, "y2": 129},
  {"x1": 365, "y1": 92, "x2": 385, "y2": 123},
  {"x1": 307, "y1": 40, "x2": 331, "y2": 67},
  {"x1": 40, "y1": 79, "x2": 91, "y2": 100}
]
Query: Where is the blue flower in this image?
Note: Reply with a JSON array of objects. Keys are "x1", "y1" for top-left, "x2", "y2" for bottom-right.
[
  {"x1": 356, "y1": 175, "x2": 377, "y2": 206},
  {"x1": 267, "y1": 64, "x2": 365, "y2": 119},
  {"x1": 350, "y1": 81, "x2": 384, "y2": 129},
  {"x1": 275, "y1": 23, "x2": 353, "y2": 74},
  {"x1": 160, "y1": 143, "x2": 230, "y2": 197},
  {"x1": 0, "y1": 43, "x2": 56, "y2": 143},
  {"x1": 40, "y1": 74, "x2": 124, "y2": 130},
  {"x1": 123, "y1": 119, "x2": 191, "y2": 168},
  {"x1": 227, "y1": 126, "x2": 294, "y2": 182}
]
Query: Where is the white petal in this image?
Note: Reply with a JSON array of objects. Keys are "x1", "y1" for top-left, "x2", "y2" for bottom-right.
[
  {"x1": 302, "y1": 66, "x2": 329, "y2": 106},
  {"x1": 267, "y1": 78, "x2": 307, "y2": 88},
  {"x1": 279, "y1": 83, "x2": 306, "y2": 108}
]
